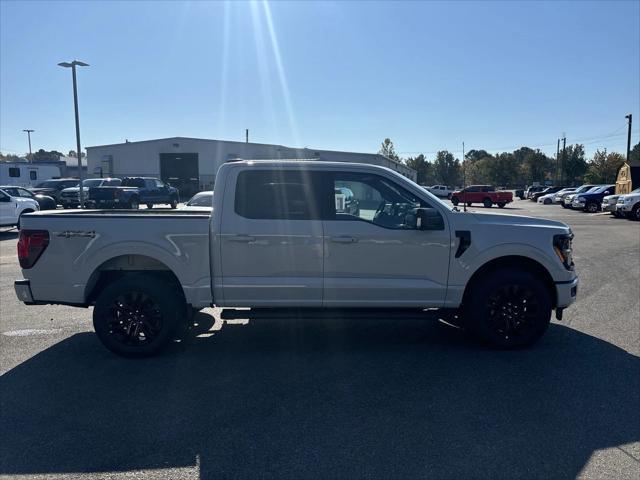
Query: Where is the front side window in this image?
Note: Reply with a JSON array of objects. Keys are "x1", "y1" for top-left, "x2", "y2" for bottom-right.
[
  {"x1": 155, "y1": 180, "x2": 165, "y2": 188},
  {"x1": 17, "y1": 188, "x2": 33, "y2": 198},
  {"x1": 331, "y1": 172, "x2": 431, "y2": 229},
  {"x1": 235, "y1": 170, "x2": 323, "y2": 220}
]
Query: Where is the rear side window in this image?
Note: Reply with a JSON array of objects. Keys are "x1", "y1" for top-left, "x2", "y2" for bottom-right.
[
  {"x1": 123, "y1": 178, "x2": 145, "y2": 188},
  {"x1": 9, "y1": 167, "x2": 20, "y2": 177},
  {"x1": 235, "y1": 170, "x2": 323, "y2": 220}
]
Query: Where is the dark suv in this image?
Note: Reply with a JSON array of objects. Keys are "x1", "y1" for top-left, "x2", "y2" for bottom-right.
[{"x1": 30, "y1": 178, "x2": 79, "y2": 204}]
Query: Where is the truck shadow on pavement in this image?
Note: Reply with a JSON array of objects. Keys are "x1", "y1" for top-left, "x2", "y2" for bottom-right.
[{"x1": 1, "y1": 314, "x2": 638, "y2": 479}]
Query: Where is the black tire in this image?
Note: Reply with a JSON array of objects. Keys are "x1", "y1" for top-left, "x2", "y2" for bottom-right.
[
  {"x1": 497, "y1": 202, "x2": 506, "y2": 208},
  {"x1": 466, "y1": 202, "x2": 472, "y2": 207},
  {"x1": 631, "y1": 204, "x2": 640, "y2": 221},
  {"x1": 483, "y1": 198, "x2": 493, "y2": 208},
  {"x1": 169, "y1": 196, "x2": 178, "y2": 209},
  {"x1": 543, "y1": 198, "x2": 552, "y2": 205},
  {"x1": 128, "y1": 197, "x2": 140, "y2": 210},
  {"x1": 146, "y1": 203, "x2": 153, "y2": 209},
  {"x1": 561, "y1": 203, "x2": 568, "y2": 209},
  {"x1": 463, "y1": 268, "x2": 551, "y2": 349},
  {"x1": 451, "y1": 197, "x2": 459, "y2": 206},
  {"x1": 93, "y1": 274, "x2": 186, "y2": 358},
  {"x1": 585, "y1": 202, "x2": 599, "y2": 213}
]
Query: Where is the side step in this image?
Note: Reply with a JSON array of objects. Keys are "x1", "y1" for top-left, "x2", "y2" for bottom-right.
[{"x1": 220, "y1": 308, "x2": 437, "y2": 321}]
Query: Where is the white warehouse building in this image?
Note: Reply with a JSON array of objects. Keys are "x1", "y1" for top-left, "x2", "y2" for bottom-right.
[{"x1": 86, "y1": 137, "x2": 415, "y2": 198}]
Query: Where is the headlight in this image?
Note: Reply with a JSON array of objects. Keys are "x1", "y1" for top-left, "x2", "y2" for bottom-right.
[
  {"x1": 625, "y1": 197, "x2": 634, "y2": 203},
  {"x1": 553, "y1": 233, "x2": 574, "y2": 270}
]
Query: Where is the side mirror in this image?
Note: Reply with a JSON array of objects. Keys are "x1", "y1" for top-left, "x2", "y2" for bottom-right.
[
  {"x1": 415, "y1": 208, "x2": 444, "y2": 230},
  {"x1": 604, "y1": 191, "x2": 610, "y2": 195}
]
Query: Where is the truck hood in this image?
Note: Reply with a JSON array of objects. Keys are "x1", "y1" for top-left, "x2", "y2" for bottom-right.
[{"x1": 470, "y1": 211, "x2": 569, "y2": 231}]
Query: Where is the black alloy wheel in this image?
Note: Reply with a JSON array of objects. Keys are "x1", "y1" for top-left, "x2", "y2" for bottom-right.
[
  {"x1": 106, "y1": 292, "x2": 163, "y2": 347},
  {"x1": 463, "y1": 268, "x2": 551, "y2": 348},
  {"x1": 93, "y1": 274, "x2": 185, "y2": 357}
]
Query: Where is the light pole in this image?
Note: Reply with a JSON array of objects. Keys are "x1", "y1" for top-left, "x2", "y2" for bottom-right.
[
  {"x1": 22, "y1": 129, "x2": 34, "y2": 163},
  {"x1": 58, "y1": 60, "x2": 89, "y2": 207}
]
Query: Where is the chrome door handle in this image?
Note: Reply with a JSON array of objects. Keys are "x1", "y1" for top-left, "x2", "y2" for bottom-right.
[
  {"x1": 229, "y1": 235, "x2": 255, "y2": 243},
  {"x1": 330, "y1": 236, "x2": 358, "y2": 243}
]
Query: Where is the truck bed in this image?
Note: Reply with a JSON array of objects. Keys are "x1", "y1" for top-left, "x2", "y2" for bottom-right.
[{"x1": 18, "y1": 209, "x2": 213, "y2": 307}]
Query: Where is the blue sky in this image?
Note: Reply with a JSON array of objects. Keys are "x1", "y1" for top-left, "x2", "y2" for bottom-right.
[{"x1": 1, "y1": 0, "x2": 639, "y2": 160}]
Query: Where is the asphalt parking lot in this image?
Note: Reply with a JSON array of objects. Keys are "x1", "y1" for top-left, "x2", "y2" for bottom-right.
[{"x1": 0, "y1": 201, "x2": 638, "y2": 480}]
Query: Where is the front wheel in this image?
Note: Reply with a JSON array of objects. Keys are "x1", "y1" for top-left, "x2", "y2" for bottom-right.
[
  {"x1": 463, "y1": 268, "x2": 551, "y2": 349},
  {"x1": 169, "y1": 196, "x2": 178, "y2": 209},
  {"x1": 483, "y1": 198, "x2": 493, "y2": 208},
  {"x1": 631, "y1": 204, "x2": 640, "y2": 221},
  {"x1": 451, "y1": 197, "x2": 459, "y2": 206},
  {"x1": 128, "y1": 198, "x2": 140, "y2": 210},
  {"x1": 497, "y1": 202, "x2": 506, "y2": 208},
  {"x1": 146, "y1": 203, "x2": 153, "y2": 210},
  {"x1": 543, "y1": 198, "x2": 552, "y2": 205},
  {"x1": 585, "y1": 202, "x2": 599, "y2": 213},
  {"x1": 93, "y1": 274, "x2": 186, "y2": 358}
]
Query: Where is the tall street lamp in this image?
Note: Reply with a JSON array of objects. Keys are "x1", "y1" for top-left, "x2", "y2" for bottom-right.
[
  {"x1": 22, "y1": 129, "x2": 34, "y2": 163},
  {"x1": 58, "y1": 60, "x2": 89, "y2": 207}
]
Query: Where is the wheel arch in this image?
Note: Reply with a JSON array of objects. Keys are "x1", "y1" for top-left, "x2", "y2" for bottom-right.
[
  {"x1": 85, "y1": 254, "x2": 186, "y2": 305},
  {"x1": 461, "y1": 255, "x2": 557, "y2": 308}
]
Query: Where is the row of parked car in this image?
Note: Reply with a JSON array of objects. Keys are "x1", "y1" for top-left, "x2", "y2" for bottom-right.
[
  {"x1": 521, "y1": 184, "x2": 640, "y2": 220},
  {"x1": 1, "y1": 176, "x2": 182, "y2": 229}
]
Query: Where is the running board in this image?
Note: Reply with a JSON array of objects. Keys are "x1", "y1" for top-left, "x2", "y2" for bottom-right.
[{"x1": 220, "y1": 308, "x2": 437, "y2": 321}]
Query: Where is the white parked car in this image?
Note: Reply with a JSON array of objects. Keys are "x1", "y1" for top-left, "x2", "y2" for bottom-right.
[
  {"x1": 616, "y1": 188, "x2": 640, "y2": 220},
  {"x1": 552, "y1": 188, "x2": 576, "y2": 204},
  {"x1": 601, "y1": 194, "x2": 621, "y2": 216},
  {"x1": 181, "y1": 191, "x2": 213, "y2": 211},
  {"x1": 0, "y1": 188, "x2": 40, "y2": 229},
  {"x1": 426, "y1": 185, "x2": 453, "y2": 198}
]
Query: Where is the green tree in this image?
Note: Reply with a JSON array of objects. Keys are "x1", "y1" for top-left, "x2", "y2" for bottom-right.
[
  {"x1": 584, "y1": 149, "x2": 625, "y2": 184},
  {"x1": 433, "y1": 150, "x2": 461, "y2": 186},
  {"x1": 404, "y1": 154, "x2": 432, "y2": 185},
  {"x1": 560, "y1": 144, "x2": 588, "y2": 185},
  {"x1": 629, "y1": 143, "x2": 640, "y2": 164},
  {"x1": 378, "y1": 138, "x2": 399, "y2": 161},
  {"x1": 465, "y1": 149, "x2": 491, "y2": 163}
]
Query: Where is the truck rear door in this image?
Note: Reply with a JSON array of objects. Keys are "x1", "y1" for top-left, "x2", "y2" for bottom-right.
[{"x1": 217, "y1": 168, "x2": 324, "y2": 307}]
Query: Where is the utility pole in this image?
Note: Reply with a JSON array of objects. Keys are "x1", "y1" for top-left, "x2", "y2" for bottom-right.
[
  {"x1": 561, "y1": 135, "x2": 567, "y2": 185},
  {"x1": 22, "y1": 129, "x2": 34, "y2": 163},
  {"x1": 58, "y1": 60, "x2": 89, "y2": 207},
  {"x1": 555, "y1": 138, "x2": 560, "y2": 184},
  {"x1": 245, "y1": 129, "x2": 249, "y2": 143},
  {"x1": 462, "y1": 141, "x2": 466, "y2": 212},
  {"x1": 626, "y1": 114, "x2": 633, "y2": 162}
]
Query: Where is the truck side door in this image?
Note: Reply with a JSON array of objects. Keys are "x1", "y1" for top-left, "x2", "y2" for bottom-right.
[
  {"x1": 217, "y1": 168, "x2": 325, "y2": 307},
  {"x1": 323, "y1": 171, "x2": 451, "y2": 307}
]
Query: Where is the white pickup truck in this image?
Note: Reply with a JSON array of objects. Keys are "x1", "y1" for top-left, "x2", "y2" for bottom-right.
[{"x1": 14, "y1": 161, "x2": 578, "y2": 357}]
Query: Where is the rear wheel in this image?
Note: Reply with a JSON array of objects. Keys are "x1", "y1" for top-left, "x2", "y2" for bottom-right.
[
  {"x1": 585, "y1": 202, "x2": 599, "y2": 213},
  {"x1": 169, "y1": 196, "x2": 178, "y2": 209},
  {"x1": 463, "y1": 268, "x2": 551, "y2": 349},
  {"x1": 483, "y1": 198, "x2": 493, "y2": 208},
  {"x1": 146, "y1": 203, "x2": 153, "y2": 209},
  {"x1": 451, "y1": 197, "x2": 459, "y2": 206},
  {"x1": 93, "y1": 274, "x2": 186, "y2": 358},
  {"x1": 497, "y1": 202, "x2": 506, "y2": 208},
  {"x1": 543, "y1": 198, "x2": 552, "y2": 205},
  {"x1": 466, "y1": 202, "x2": 472, "y2": 207},
  {"x1": 632, "y1": 204, "x2": 640, "y2": 221},
  {"x1": 128, "y1": 197, "x2": 140, "y2": 210}
]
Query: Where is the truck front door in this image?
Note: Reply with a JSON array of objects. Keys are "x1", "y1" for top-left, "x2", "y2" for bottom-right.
[
  {"x1": 323, "y1": 171, "x2": 450, "y2": 307},
  {"x1": 218, "y1": 169, "x2": 325, "y2": 307}
]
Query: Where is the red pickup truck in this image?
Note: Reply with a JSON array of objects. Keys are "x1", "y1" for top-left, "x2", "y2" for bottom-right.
[{"x1": 450, "y1": 185, "x2": 513, "y2": 208}]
